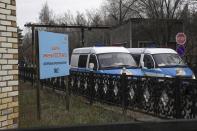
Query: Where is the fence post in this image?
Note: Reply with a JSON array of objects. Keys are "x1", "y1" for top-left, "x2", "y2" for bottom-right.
[
  {"x1": 89, "y1": 71, "x2": 94, "y2": 105},
  {"x1": 40, "y1": 79, "x2": 43, "y2": 89},
  {"x1": 57, "y1": 77, "x2": 61, "y2": 90},
  {"x1": 175, "y1": 77, "x2": 182, "y2": 119},
  {"x1": 136, "y1": 77, "x2": 142, "y2": 109},
  {"x1": 65, "y1": 76, "x2": 70, "y2": 111},
  {"x1": 52, "y1": 78, "x2": 55, "y2": 91},
  {"x1": 121, "y1": 72, "x2": 127, "y2": 115}
]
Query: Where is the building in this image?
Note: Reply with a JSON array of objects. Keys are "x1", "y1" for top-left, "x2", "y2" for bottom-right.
[
  {"x1": 0, "y1": 0, "x2": 19, "y2": 129},
  {"x1": 110, "y1": 18, "x2": 183, "y2": 50}
]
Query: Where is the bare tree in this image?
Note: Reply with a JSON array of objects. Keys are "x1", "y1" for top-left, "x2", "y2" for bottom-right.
[
  {"x1": 137, "y1": 0, "x2": 186, "y2": 19},
  {"x1": 182, "y1": 5, "x2": 197, "y2": 64},
  {"x1": 75, "y1": 12, "x2": 87, "y2": 25},
  {"x1": 39, "y1": 2, "x2": 54, "y2": 24},
  {"x1": 55, "y1": 10, "x2": 75, "y2": 25},
  {"x1": 103, "y1": 0, "x2": 139, "y2": 25},
  {"x1": 86, "y1": 9, "x2": 104, "y2": 26},
  {"x1": 22, "y1": 31, "x2": 32, "y2": 64}
]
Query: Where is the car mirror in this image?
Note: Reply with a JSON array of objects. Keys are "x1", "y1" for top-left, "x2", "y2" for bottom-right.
[
  {"x1": 147, "y1": 62, "x2": 152, "y2": 69},
  {"x1": 89, "y1": 63, "x2": 94, "y2": 71}
]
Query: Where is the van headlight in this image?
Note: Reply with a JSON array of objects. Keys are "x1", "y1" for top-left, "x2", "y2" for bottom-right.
[
  {"x1": 192, "y1": 74, "x2": 196, "y2": 79},
  {"x1": 121, "y1": 67, "x2": 133, "y2": 75},
  {"x1": 165, "y1": 75, "x2": 172, "y2": 78}
]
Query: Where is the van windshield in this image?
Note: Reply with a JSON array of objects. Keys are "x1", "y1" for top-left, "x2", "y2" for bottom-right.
[
  {"x1": 98, "y1": 53, "x2": 137, "y2": 69},
  {"x1": 153, "y1": 53, "x2": 186, "y2": 67}
]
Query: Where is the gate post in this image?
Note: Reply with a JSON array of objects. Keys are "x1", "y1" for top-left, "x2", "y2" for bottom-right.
[
  {"x1": 175, "y1": 77, "x2": 182, "y2": 118},
  {"x1": 121, "y1": 72, "x2": 127, "y2": 114}
]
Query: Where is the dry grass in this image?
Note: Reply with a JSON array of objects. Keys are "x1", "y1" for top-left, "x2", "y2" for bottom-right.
[{"x1": 19, "y1": 82, "x2": 133, "y2": 128}]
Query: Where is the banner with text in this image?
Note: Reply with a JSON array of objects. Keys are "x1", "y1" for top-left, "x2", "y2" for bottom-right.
[{"x1": 39, "y1": 31, "x2": 69, "y2": 79}]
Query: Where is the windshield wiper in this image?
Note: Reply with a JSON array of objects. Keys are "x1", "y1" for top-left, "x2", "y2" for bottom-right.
[
  {"x1": 159, "y1": 64, "x2": 187, "y2": 68},
  {"x1": 123, "y1": 65, "x2": 138, "y2": 68},
  {"x1": 102, "y1": 65, "x2": 137, "y2": 69}
]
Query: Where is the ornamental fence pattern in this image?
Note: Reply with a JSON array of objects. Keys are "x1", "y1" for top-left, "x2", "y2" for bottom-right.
[{"x1": 19, "y1": 67, "x2": 197, "y2": 119}]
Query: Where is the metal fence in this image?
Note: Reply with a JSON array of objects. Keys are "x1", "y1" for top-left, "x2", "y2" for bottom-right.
[{"x1": 19, "y1": 67, "x2": 197, "y2": 119}]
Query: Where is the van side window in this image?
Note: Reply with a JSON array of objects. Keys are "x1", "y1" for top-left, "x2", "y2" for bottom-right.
[
  {"x1": 131, "y1": 54, "x2": 140, "y2": 66},
  {"x1": 89, "y1": 54, "x2": 97, "y2": 70},
  {"x1": 144, "y1": 55, "x2": 154, "y2": 69},
  {"x1": 78, "y1": 55, "x2": 88, "y2": 68}
]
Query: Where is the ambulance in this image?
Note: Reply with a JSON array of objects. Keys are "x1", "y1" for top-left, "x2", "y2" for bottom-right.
[
  {"x1": 70, "y1": 47, "x2": 144, "y2": 76},
  {"x1": 128, "y1": 48, "x2": 195, "y2": 79}
]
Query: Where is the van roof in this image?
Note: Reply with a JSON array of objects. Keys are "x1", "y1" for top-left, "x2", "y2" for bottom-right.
[
  {"x1": 127, "y1": 48, "x2": 177, "y2": 54},
  {"x1": 72, "y1": 46, "x2": 130, "y2": 54}
]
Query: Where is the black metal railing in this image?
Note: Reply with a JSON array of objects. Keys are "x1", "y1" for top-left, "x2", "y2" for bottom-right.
[
  {"x1": 19, "y1": 66, "x2": 35, "y2": 85},
  {"x1": 69, "y1": 71, "x2": 197, "y2": 119},
  {"x1": 19, "y1": 67, "x2": 197, "y2": 119}
]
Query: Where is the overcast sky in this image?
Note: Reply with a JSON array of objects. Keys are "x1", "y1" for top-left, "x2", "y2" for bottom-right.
[{"x1": 16, "y1": 0, "x2": 103, "y2": 29}]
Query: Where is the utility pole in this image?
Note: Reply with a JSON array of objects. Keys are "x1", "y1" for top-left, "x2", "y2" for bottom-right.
[{"x1": 81, "y1": 28, "x2": 85, "y2": 46}]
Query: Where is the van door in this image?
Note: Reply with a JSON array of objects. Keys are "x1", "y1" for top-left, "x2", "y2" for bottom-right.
[
  {"x1": 141, "y1": 54, "x2": 157, "y2": 77},
  {"x1": 78, "y1": 54, "x2": 88, "y2": 72},
  {"x1": 131, "y1": 54, "x2": 141, "y2": 67},
  {"x1": 88, "y1": 54, "x2": 98, "y2": 71}
]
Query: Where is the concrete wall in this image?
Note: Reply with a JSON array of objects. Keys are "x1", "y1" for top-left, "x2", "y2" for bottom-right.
[{"x1": 0, "y1": 0, "x2": 18, "y2": 129}]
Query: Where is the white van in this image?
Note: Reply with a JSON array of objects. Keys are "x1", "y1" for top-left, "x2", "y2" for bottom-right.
[
  {"x1": 70, "y1": 47, "x2": 144, "y2": 76},
  {"x1": 128, "y1": 48, "x2": 195, "y2": 79}
]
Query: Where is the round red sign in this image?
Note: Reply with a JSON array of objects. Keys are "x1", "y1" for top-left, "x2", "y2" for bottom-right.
[{"x1": 176, "y1": 32, "x2": 186, "y2": 45}]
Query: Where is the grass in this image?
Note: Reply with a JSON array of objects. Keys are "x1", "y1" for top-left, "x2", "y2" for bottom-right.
[{"x1": 19, "y1": 82, "x2": 133, "y2": 128}]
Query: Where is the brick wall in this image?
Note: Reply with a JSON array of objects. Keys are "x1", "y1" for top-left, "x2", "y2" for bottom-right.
[{"x1": 0, "y1": 0, "x2": 18, "y2": 129}]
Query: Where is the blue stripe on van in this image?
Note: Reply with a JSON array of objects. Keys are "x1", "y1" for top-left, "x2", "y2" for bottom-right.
[
  {"x1": 70, "y1": 68, "x2": 144, "y2": 76},
  {"x1": 160, "y1": 67, "x2": 193, "y2": 77},
  {"x1": 143, "y1": 67, "x2": 193, "y2": 77},
  {"x1": 98, "y1": 68, "x2": 143, "y2": 76}
]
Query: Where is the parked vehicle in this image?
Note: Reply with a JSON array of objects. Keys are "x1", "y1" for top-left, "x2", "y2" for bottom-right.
[
  {"x1": 70, "y1": 47, "x2": 144, "y2": 76},
  {"x1": 128, "y1": 48, "x2": 196, "y2": 79}
]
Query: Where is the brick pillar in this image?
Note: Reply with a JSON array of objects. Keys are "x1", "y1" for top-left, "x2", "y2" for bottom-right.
[{"x1": 0, "y1": 0, "x2": 18, "y2": 129}]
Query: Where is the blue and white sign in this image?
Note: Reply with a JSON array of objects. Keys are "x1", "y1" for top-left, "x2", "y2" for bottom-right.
[
  {"x1": 39, "y1": 31, "x2": 69, "y2": 79},
  {"x1": 176, "y1": 45, "x2": 185, "y2": 57}
]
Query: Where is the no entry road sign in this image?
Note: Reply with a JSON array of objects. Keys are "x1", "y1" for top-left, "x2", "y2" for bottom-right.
[{"x1": 176, "y1": 32, "x2": 186, "y2": 45}]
